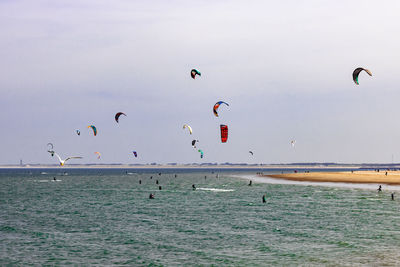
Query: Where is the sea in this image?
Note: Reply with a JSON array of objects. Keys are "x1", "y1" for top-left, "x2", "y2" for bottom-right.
[{"x1": 1, "y1": 168, "x2": 400, "y2": 266}]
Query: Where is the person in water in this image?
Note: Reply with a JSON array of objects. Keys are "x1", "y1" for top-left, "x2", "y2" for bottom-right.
[
  {"x1": 262, "y1": 194, "x2": 266, "y2": 203},
  {"x1": 192, "y1": 184, "x2": 196, "y2": 190},
  {"x1": 378, "y1": 185, "x2": 382, "y2": 192},
  {"x1": 149, "y1": 193, "x2": 155, "y2": 199},
  {"x1": 248, "y1": 180, "x2": 252, "y2": 186}
]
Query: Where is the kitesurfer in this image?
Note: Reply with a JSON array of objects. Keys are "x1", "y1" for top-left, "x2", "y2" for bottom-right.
[
  {"x1": 392, "y1": 193, "x2": 394, "y2": 200},
  {"x1": 139, "y1": 180, "x2": 142, "y2": 184},
  {"x1": 159, "y1": 186, "x2": 162, "y2": 190},
  {"x1": 262, "y1": 194, "x2": 266, "y2": 203},
  {"x1": 156, "y1": 180, "x2": 159, "y2": 184},
  {"x1": 378, "y1": 185, "x2": 382, "y2": 192},
  {"x1": 192, "y1": 184, "x2": 196, "y2": 190},
  {"x1": 53, "y1": 177, "x2": 56, "y2": 181},
  {"x1": 248, "y1": 180, "x2": 252, "y2": 186},
  {"x1": 149, "y1": 193, "x2": 155, "y2": 199}
]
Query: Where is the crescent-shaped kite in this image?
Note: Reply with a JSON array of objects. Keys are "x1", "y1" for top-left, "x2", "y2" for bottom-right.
[{"x1": 353, "y1": 67, "x2": 372, "y2": 85}]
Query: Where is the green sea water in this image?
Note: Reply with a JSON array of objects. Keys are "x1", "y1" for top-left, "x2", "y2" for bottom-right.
[{"x1": 1, "y1": 168, "x2": 400, "y2": 266}]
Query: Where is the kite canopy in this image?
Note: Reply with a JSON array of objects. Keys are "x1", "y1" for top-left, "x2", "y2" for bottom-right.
[
  {"x1": 220, "y1": 124, "x2": 228, "y2": 143},
  {"x1": 191, "y1": 69, "x2": 201, "y2": 79},
  {"x1": 353, "y1": 67, "x2": 372, "y2": 85},
  {"x1": 198, "y1": 149, "x2": 204, "y2": 158},
  {"x1": 183, "y1": 124, "x2": 193, "y2": 135},
  {"x1": 115, "y1": 112, "x2": 126, "y2": 123},
  {"x1": 213, "y1": 101, "x2": 229, "y2": 117},
  {"x1": 132, "y1": 151, "x2": 137, "y2": 157},
  {"x1": 88, "y1": 125, "x2": 97, "y2": 136},
  {"x1": 94, "y1": 152, "x2": 101, "y2": 159},
  {"x1": 249, "y1": 151, "x2": 254, "y2": 155},
  {"x1": 47, "y1": 143, "x2": 54, "y2": 157},
  {"x1": 192, "y1": 140, "x2": 199, "y2": 147}
]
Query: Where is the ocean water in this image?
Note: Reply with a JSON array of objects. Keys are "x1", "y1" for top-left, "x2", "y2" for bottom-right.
[{"x1": 1, "y1": 168, "x2": 400, "y2": 266}]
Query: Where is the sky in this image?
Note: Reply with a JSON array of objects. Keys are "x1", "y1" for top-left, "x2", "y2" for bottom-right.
[{"x1": 1, "y1": 0, "x2": 400, "y2": 165}]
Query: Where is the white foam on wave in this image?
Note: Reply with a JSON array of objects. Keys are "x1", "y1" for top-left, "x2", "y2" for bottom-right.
[
  {"x1": 231, "y1": 174, "x2": 400, "y2": 192},
  {"x1": 197, "y1": 188, "x2": 234, "y2": 192}
]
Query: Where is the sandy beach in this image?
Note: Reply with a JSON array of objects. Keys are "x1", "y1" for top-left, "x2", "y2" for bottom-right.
[{"x1": 265, "y1": 170, "x2": 400, "y2": 185}]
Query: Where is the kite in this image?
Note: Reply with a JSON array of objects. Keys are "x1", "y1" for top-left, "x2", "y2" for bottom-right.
[
  {"x1": 115, "y1": 112, "x2": 126, "y2": 123},
  {"x1": 191, "y1": 69, "x2": 201, "y2": 79},
  {"x1": 88, "y1": 125, "x2": 97, "y2": 136},
  {"x1": 353, "y1": 68, "x2": 372, "y2": 85},
  {"x1": 213, "y1": 101, "x2": 229, "y2": 117},
  {"x1": 183, "y1": 124, "x2": 193, "y2": 135},
  {"x1": 220, "y1": 124, "x2": 228, "y2": 143}
]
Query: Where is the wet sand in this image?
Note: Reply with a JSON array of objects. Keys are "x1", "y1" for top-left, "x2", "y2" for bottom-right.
[{"x1": 265, "y1": 171, "x2": 400, "y2": 185}]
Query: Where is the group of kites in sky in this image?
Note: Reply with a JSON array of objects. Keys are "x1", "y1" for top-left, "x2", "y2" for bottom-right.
[
  {"x1": 47, "y1": 112, "x2": 137, "y2": 165},
  {"x1": 46, "y1": 67, "x2": 372, "y2": 166}
]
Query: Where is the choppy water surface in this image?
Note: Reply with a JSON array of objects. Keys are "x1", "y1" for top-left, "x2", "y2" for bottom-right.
[{"x1": 1, "y1": 168, "x2": 400, "y2": 266}]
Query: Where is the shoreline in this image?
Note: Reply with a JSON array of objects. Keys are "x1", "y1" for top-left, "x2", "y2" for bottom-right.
[{"x1": 264, "y1": 170, "x2": 400, "y2": 185}]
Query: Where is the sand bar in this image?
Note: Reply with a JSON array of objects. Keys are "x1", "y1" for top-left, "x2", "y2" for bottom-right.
[{"x1": 265, "y1": 171, "x2": 400, "y2": 185}]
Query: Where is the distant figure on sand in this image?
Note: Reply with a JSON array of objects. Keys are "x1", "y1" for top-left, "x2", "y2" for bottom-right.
[
  {"x1": 385, "y1": 171, "x2": 388, "y2": 176},
  {"x1": 262, "y1": 194, "x2": 266, "y2": 203},
  {"x1": 248, "y1": 180, "x2": 252, "y2": 186},
  {"x1": 149, "y1": 193, "x2": 155, "y2": 199},
  {"x1": 192, "y1": 184, "x2": 196, "y2": 190},
  {"x1": 378, "y1": 185, "x2": 382, "y2": 192}
]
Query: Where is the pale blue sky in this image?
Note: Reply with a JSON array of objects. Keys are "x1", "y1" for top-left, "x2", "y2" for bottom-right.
[{"x1": 1, "y1": 0, "x2": 400, "y2": 164}]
